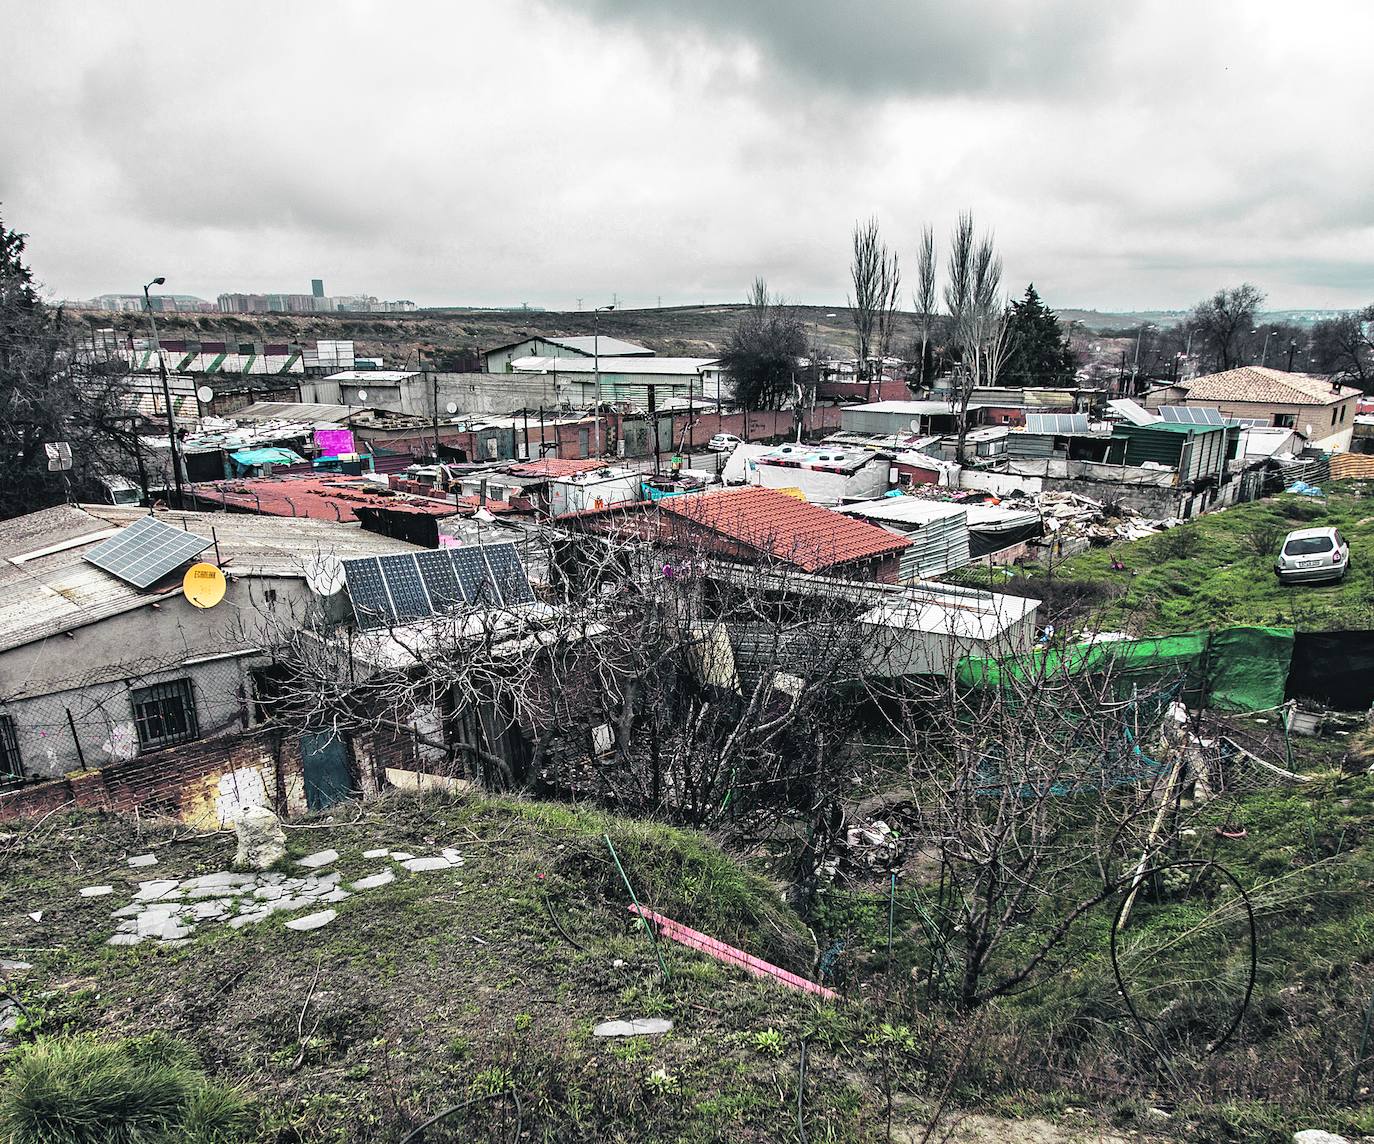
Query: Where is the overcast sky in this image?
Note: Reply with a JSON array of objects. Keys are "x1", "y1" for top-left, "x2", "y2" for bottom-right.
[{"x1": 3, "y1": 0, "x2": 1371, "y2": 313}]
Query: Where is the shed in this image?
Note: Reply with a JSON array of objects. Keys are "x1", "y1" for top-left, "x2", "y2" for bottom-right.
[
  {"x1": 1108, "y1": 422, "x2": 1239, "y2": 484},
  {"x1": 835, "y1": 498, "x2": 971, "y2": 578}
]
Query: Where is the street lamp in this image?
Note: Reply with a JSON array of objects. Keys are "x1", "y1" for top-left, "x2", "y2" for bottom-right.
[
  {"x1": 592, "y1": 304, "x2": 614, "y2": 457},
  {"x1": 142, "y1": 277, "x2": 185, "y2": 504}
]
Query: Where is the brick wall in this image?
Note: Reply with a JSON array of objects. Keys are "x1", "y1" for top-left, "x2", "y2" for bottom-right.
[{"x1": 0, "y1": 726, "x2": 305, "y2": 828}]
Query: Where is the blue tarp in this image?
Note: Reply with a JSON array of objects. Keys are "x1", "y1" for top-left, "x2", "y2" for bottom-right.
[{"x1": 229, "y1": 447, "x2": 306, "y2": 474}]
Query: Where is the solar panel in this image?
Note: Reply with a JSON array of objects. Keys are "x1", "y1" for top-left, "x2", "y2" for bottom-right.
[
  {"x1": 483, "y1": 543, "x2": 536, "y2": 606},
  {"x1": 84, "y1": 515, "x2": 211, "y2": 589},
  {"x1": 452, "y1": 545, "x2": 498, "y2": 606},
  {"x1": 1158, "y1": 405, "x2": 1224, "y2": 426},
  {"x1": 416, "y1": 549, "x2": 463, "y2": 613},
  {"x1": 342, "y1": 543, "x2": 536, "y2": 630},
  {"x1": 1025, "y1": 413, "x2": 1090, "y2": 435},
  {"x1": 377, "y1": 553, "x2": 430, "y2": 623},
  {"x1": 342, "y1": 557, "x2": 394, "y2": 630}
]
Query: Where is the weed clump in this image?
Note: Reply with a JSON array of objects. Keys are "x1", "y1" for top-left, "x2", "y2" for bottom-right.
[{"x1": 0, "y1": 1033, "x2": 249, "y2": 1144}]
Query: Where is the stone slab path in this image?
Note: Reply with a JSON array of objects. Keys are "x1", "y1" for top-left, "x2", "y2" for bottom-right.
[{"x1": 92, "y1": 843, "x2": 465, "y2": 948}]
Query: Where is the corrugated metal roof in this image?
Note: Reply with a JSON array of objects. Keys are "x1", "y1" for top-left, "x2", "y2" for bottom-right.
[
  {"x1": 509, "y1": 356, "x2": 719, "y2": 376},
  {"x1": 657, "y1": 487, "x2": 909, "y2": 573},
  {"x1": 234, "y1": 402, "x2": 358, "y2": 423},
  {"x1": 191, "y1": 477, "x2": 458, "y2": 522},
  {"x1": 504, "y1": 458, "x2": 609, "y2": 478},
  {"x1": 324, "y1": 371, "x2": 420, "y2": 383},
  {"x1": 0, "y1": 505, "x2": 426, "y2": 651}
]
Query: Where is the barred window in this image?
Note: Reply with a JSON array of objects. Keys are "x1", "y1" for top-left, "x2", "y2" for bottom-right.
[
  {"x1": 130, "y1": 679, "x2": 200, "y2": 751},
  {"x1": 0, "y1": 715, "x2": 21, "y2": 782}
]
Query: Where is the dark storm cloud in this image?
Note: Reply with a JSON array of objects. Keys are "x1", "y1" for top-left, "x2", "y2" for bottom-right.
[
  {"x1": 1, "y1": 0, "x2": 1372, "y2": 311},
  {"x1": 572, "y1": 0, "x2": 1108, "y2": 99}
]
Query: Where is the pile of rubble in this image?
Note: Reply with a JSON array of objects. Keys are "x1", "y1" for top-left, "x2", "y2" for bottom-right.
[{"x1": 1015, "y1": 491, "x2": 1179, "y2": 546}]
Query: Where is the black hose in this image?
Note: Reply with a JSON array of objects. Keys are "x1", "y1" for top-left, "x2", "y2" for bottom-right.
[
  {"x1": 540, "y1": 888, "x2": 587, "y2": 952},
  {"x1": 398, "y1": 1087, "x2": 523, "y2": 1144},
  {"x1": 1109, "y1": 858, "x2": 1257, "y2": 1057}
]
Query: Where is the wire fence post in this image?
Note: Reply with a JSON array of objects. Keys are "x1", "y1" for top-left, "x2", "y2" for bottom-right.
[{"x1": 604, "y1": 832, "x2": 670, "y2": 981}]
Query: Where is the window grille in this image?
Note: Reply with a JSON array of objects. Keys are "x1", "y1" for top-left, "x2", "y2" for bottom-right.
[{"x1": 130, "y1": 678, "x2": 199, "y2": 751}]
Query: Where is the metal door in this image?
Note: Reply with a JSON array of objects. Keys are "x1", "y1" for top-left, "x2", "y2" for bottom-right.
[{"x1": 300, "y1": 731, "x2": 356, "y2": 811}]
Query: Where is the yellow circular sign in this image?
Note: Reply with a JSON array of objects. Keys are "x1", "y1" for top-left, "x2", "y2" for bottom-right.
[{"x1": 182, "y1": 562, "x2": 227, "y2": 609}]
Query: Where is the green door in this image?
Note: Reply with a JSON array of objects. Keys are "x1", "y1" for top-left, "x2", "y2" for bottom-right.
[{"x1": 300, "y1": 731, "x2": 356, "y2": 811}]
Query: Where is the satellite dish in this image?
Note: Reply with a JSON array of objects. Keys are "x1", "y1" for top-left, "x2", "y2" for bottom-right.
[
  {"x1": 182, "y1": 562, "x2": 227, "y2": 609},
  {"x1": 445, "y1": 402, "x2": 458, "y2": 414},
  {"x1": 196, "y1": 385, "x2": 215, "y2": 403},
  {"x1": 356, "y1": 389, "x2": 368, "y2": 402},
  {"x1": 305, "y1": 555, "x2": 346, "y2": 597}
]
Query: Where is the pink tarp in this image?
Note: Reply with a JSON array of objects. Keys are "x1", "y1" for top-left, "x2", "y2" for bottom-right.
[
  {"x1": 314, "y1": 428, "x2": 356, "y2": 456},
  {"x1": 628, "y1": 905, "x2": 837, "y2": 999}
]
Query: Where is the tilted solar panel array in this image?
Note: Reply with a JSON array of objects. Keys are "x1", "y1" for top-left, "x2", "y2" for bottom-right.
[
  {"x1": 1025, "y1": 413, "x2": 1090, "y2": 435},
  {"x1": 342, "y1": 542, "x2": 536, "y2": 630},
  {"x1": 83, "y1": 516, "x2": 212, "y2": 589},
  {"x1": 1159, "y1": 405, "x2": 1224, "y2": 426}
]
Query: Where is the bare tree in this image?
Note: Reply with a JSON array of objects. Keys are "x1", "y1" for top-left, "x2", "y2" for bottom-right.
[
  {"x1": 849, "y1": 217, "x2": 902, "y2": 399},
  {"x1": 1310, "y1": 306, "x2": 1374, "y2": 389},
  {"x1": 943, "y1": 213, "x2": 1007, "y2": 464},
  {"x1": 719, "y1": 278, "x2": 807, "y2": 411},
  {"x1": 873, "y1": 634, "x2": 1225, "y2": 1011},
  {"x1": 914, "y1": 225, "x2": 937, "y2": 391},
  {"x1": 254, "y1": 524, "x2": 906, "y2": 867},
  {"x1": 1186, "y1": 283, "x2": 1266, "y2": 373}
]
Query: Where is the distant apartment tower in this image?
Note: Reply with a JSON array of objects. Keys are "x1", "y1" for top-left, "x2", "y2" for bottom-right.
[{"x1": 311, "y1": 278, "x2": 325, "y2": 298}]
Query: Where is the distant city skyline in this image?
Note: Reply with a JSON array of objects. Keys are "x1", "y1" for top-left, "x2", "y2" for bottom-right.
[{"x1": 4, "y1": 0, "x2": 1372, "y2": 315}]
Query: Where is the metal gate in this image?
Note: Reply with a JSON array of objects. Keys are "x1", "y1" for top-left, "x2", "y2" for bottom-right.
[{"x1": 300, "y1": 731, "x2": 356, "y2": 811}]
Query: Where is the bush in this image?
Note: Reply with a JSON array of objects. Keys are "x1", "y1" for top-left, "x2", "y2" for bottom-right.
[
  {"x1": 1242, "y1": 521, "x2": 1285, "y2": 558},
  {"x1": 0, "y1": 1034, "x2": 249, "y2": 1144}
]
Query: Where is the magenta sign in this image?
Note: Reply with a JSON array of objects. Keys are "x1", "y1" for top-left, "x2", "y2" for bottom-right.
[{"x1": 314, "y1": 429, "x2": 356, "y2": 456}]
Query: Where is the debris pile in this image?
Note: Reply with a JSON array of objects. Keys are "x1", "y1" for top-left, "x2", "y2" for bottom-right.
[{"x1": 1032, "y1": 491, "x2": 1179, "y2": 546}]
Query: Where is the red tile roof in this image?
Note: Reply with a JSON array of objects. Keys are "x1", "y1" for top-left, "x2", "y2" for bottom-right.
[
  {"x1": 1181, "y1": 367, "x2": 1360, "y2": 406},
  {"x1": 656, "y1": 487, "x2": 909, "y2": 572},
  {"x1": 504, "y1": 457, "x2": 609, "y2": 478},
  {"x1": 192, "y1": 477, "x2": 458, "y2": 522}
]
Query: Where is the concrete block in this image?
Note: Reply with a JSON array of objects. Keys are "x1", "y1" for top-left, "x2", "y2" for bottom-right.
[
  {"x1": 350, "y1": 870, "x2": 395, "y2": 891},
  {"x1": 296, "y1": 849, "x2": 339, "y2": 869},
  {"x1": 127, "y1": 854, "x2": 158, "y2": 868},
  {"x1": 592, "y1": 1018, "x2": 673, "y2": 1037},
  {"x1": 401, "y1": 856, "x2": 452, "y2": 873},
  {"x1": 79, "y1": 886, "x2": 114, "y2": 898},
  {"x1": 285, "y1": 909, "x2": 337, "y2": 932},
  {"x1": 134, "y1": 880, "x2": 181, "y2": 902},
  {"x1": 106, "y1": 933, "x2": 145, "y2": 947},
  {"x1": 362, "y1": 848, "x2": 390, "y2": 858}
]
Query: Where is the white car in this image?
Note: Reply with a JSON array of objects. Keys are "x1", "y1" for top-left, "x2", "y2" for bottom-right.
[
  {"x1": 1275, "y1": 526, "x2": 1349, "y2": 585},
  {"x1": 706, "y1": 433, "x2": 742, "y2": 452}
]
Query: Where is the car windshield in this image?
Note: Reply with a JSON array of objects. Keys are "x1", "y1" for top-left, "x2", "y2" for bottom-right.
[{"x1": 1284, "y1": 536, "x2": 1334, "y2": 556}]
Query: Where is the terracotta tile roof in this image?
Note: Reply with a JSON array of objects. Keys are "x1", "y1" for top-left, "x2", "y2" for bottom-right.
[
  {"x1": 656, "y1": 486, "x2": 909, "y2": 572},
  {"x1": 1181, "y1": 367, "x2": 1359, "y2": 406},
  {"x1": 191, "y1": 477, "x2": 457, "y2": 522},
  {"x1": 504, "y1": 457, "x2": 609, "y2": 479}
]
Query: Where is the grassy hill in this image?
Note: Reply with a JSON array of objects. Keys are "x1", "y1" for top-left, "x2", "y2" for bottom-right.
[
  {"x1": 963, "y1": 483, "x2": 1374, "y2": 634},
  {"x1": 70, "y1": 304, "x2": 880, "y2": 367},
  {"x1": 4, "y1": 776, "x2": 1374, "y2": 1141}
]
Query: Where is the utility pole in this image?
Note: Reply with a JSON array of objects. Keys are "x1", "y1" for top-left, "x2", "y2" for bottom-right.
[
  {"x1": 592, "y1": 304, "x2": 615, "y2": 457},
  {"x1": 142, "y1": 278, "x2": 184, "y2": 505},
  {"x1": 1287, "y1": 339, "x2": 1298, "y2": 372}
]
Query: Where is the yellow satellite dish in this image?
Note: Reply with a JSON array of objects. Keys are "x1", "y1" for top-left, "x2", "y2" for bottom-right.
[{"x1": 182, "y1": 562, "x2": 227, "y2": 609}]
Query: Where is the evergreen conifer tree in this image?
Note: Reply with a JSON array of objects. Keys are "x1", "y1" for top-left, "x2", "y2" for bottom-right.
[{"x1": 1001, "y1": 283, "x2": 1076, "y2": 387}]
